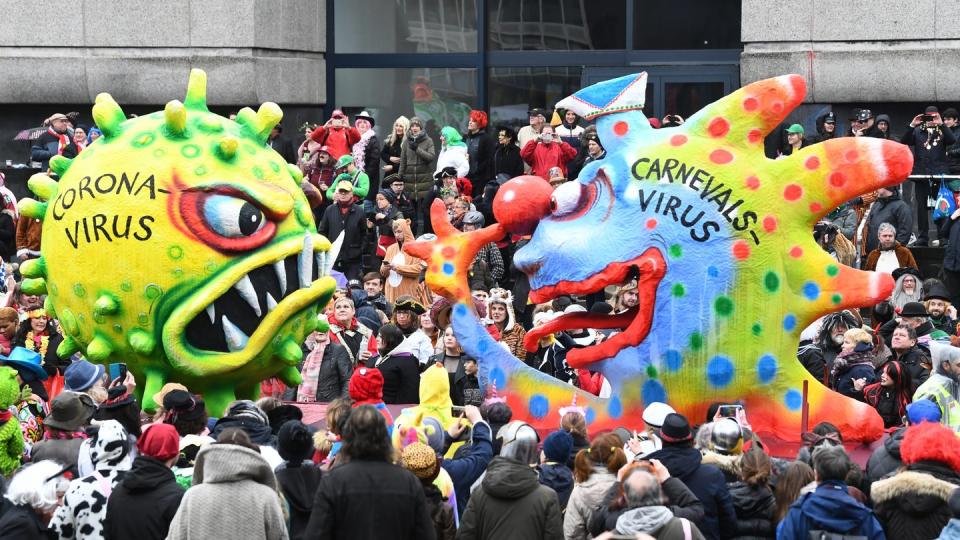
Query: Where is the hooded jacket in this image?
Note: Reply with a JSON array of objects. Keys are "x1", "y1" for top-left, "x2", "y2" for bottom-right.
[
  {"x1": 51, "y1": 420, "x2": 132, "y2": 540},
  {"x1": 646, "y1": 445, "x2": 737, "y2": 540},
  {"x1": 458, "y1": 456, "x2": 563, "y2": 540},
  {"x1": 435, "y1": 127, "x2": 469, "y2": 179},
  {"x1": 275, "y1": 461, "x2": 323, "y2": 540},
  {"x1": 875, "y1": 114, "x2": 893, "y2": 140},
  {"x1": 872, "y1": 463, "x2": 960, "y2": 540},
  {"x1": 865, "y1": 192, "x2": 913, "y2": 254},
  {"x1": 811, "y1": 112, "x2": 839, "y2": 144},
  {"x1": 564, "y1": 466, "x2": 619, "y2": 539},
  {"x1": 538, "y1": 462, "x2": 574, "y2": 509},
  {"x1": 381, "y1": 219, "x2": 425, "y2": 305},
  {"x1": 776, "y1": 481, "x2": 885, "y2": 540},
  {"x1": 727, "y1": 481, "x2": 775, "y2": 540},
  {"x1": 588, "y1": 476, "x2": 706, "y2": 536},
  {"x1": 486, "y1": 292, "x2": 527, "y2": 360},
  {"x1": 399, "y1": 125, "x2": 438, "y2": 200},
  {"x1": 168, "y1": 444, "x2": 288, "y2": 540},
  {"x1": 616, "y1": 506, "x2": 706, "y2": 540},
  {"x1": 104, "y1": 455, "x2": 185, "y2": 540},
  {"x1": 373, "y1": 338, "x2": 421, "y2": 404}
]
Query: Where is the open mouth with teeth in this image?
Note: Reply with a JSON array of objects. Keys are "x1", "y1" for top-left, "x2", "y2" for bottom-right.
[
  {"x1": 163, "y1": 231, "x2": 336, "y2": 371},
  {"x1": 523, "y1": 247, "x2": 666, "y2": 368}
]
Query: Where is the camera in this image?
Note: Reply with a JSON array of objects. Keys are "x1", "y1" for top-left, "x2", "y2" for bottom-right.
[
  {"x1": 921, "y1": 114, "x2": 933, "y2": 123},
  {"x1": 813, "y1": 221, "x2": 838, "y2": 243}
]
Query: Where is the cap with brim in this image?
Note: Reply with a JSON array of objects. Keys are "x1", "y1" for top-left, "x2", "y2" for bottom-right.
[
  {"x1": 785, "y1": 124, "x2": 804, "y2": 135},
  {"x1": 642, "y1": 402, "x2": 676, "y2": 428},
  {"x1": 0, "y1": 347, "x2": 47, "y2": 382},
  {"x1": 335, "y1": 180, "x2": 354, "y2": 192},
  {"x1": 335, "y1": 154, "x2": 354, "y2": 169},
  {"x1": 63, "y1": 360, "x2": 105, "y2": 392},
  {"x1": 48, "y1": 113, "x2": 68, "y2": 122},
  {"x1": 152, "y1": 382, "x2": 188, "y2": 409},
  {"x1": 394, "y1": 296, "x2": 426, "y2": 315},
  {"x1": 528, "y1": 108, "x2": 547, "y2": 117},
  {"x1": 45, "y1": 392, "x2": 96, "y2": 431},
  {"x1": 355, "y1": 111, "x2": 375, "y2": 127},
  {"x1": 318, "y1": 145, "x2": 332, "y2": 156},
  {"x1": 926, "y1": 106, "x2": 940, "y2": 114},
  {"x1": 434, "y1": 166, "x2": 458, "y2": 180}
]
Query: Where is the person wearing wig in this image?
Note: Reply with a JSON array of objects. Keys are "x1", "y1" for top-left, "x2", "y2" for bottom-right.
[
  {"x1": 861, "y1": 360, "x2": 913, "y2": 429},
  {"x1": 434, "y1": 126, "x2": 469, "y2": 179},
  {"x1": 814, "y1": 310, "x2": 863, "y2": 383},
  {"x1": 0, "y1": 460, "x2": 72, "y2": 537},
  {"x1": 464, "y1": 110, "x2": 494, "y2": 198},
  {"x1": 890, "y1": 267, "x2": 924, "y2": 312}
]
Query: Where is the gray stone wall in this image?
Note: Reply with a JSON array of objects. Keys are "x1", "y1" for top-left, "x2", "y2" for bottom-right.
[{"x1": 741, "y1": 0, "x2": 960, "y2": 102}]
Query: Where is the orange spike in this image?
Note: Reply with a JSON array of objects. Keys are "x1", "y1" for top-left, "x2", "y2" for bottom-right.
[{"x1": 686, "y1": 74, "x2": 806, "y2": 144}]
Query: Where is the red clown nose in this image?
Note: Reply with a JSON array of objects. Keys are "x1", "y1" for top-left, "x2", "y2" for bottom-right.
[{"x1": 493, "y1": 175, "x2": 553, "y2": 236}]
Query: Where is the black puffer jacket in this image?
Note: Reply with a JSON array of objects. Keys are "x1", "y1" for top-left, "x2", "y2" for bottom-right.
[
  {"x1": 727, "y1": 481, "x2": 775, "y2": 540},
  {"x1": 104, "y1": 456, "x2": 185, "y2": 540},
  {"x1": 459, "y1": 456, "x2": 563, "y2": 540},
  {"x1": 865, "y1": 427, "x2": 905, "y2": 490},
  {"x1": 275, "y1": 461, "x2": 323, "y2": 540},
  {"x1": 871, "y1": 461, "x2": 960, "y2": 540}
]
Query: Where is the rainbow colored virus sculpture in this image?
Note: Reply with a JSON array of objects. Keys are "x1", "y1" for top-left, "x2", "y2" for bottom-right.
[
  {"x1": 18, "y1": 69, "x2": 337, "y2": 415},
  {"x1": 407, "y1": 72, "x2": 913, "y2": 442}
]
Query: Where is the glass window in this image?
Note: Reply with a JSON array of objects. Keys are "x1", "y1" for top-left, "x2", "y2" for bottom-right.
[
  {"x1": 335, "y1": 0, "x2": 478, "y2": 53},
  {"x1": 662, "y1": 81, "x2": 725, "y2": 119},
  {"x1": 488, "y1": 67, "x2": 584, "y2": 130},
  {"x1": 334, "y1": 68, "x2": 478, "y2": 140},
  {"x1": 488, "y1": 0, "x2": 626, "y2": 51},
  {"x1": 634, "y1": 0, "x2": 741, "y2": 49}
]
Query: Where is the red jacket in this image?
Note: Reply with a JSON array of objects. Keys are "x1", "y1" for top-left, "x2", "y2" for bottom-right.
[
  {"x1": 520, "y1": 139, "x2": 577, "y2": 180},
  {"x1": 309, "y1": 125, "x2": 361, "y2": 159}
]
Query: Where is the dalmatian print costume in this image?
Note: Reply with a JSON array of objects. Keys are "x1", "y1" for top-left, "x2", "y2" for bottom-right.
[{"x1": 50, "y1": 420, "x2": 131, "y2": 540}]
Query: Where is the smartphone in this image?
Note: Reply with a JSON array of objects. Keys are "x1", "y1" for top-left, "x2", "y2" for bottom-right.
[
  {"x1": 717, "y1": 404, "x2": 744, "y2": 419},
  {"x1": 451, "y1": 405, "x2": 466, "y2": 417},
  {"x1": 922, "y1": 114, "x2": 933, "y2": 122},
  {"x1": 108, "y1": 363, "x2": 127, "y2": 383}
]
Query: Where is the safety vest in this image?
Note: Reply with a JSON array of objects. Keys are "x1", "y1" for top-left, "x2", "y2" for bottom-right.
[{"x1": 915, "y1": 373, "x2": 960, "y2": 432}]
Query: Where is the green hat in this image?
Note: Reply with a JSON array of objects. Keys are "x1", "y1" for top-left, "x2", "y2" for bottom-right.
[
  {"x1": 335, "y1": 173, "x2": 353, "y2": 183},
  {"x1": 785, "y1": 124, "x2": 804, "y2": 135},
  {"x1": 335, "y1": 154, "x2": 354, "y2": 169}
]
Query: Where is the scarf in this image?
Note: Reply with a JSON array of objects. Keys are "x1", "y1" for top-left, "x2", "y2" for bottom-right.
[
  {"x1": 297, "y1": 332, "x2": 329, "y2": 402},
  {"x1": 352, "y1": 129, "x2": 376, "y2": 172},
  {"x1": 47, "y1": 127, "x2": 69, "y2": 154}
]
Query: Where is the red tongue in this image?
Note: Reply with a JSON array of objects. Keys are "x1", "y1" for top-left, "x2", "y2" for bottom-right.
[{"x1": 523, "y1": 308, "x2": 637, "y2": 352}]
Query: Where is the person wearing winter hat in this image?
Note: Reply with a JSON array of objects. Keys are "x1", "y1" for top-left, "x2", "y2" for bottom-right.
[
  {"x1": 209, "y1": 399, "x2": 283, "y2": 468},
  {"x1": 275, "y1": 420, "x2": 323, "y2": 540},
  {"x1": 348, "y1": 366, "x2": 394, "y2": 430},
  {"x1": 465, "y1": 110, "x2": 494, "y2": 198},
  {"x1": 538, "y1": 430, "x2": 574, "y2": 509},
  {"x1": 915, "y1": 343, "x2": 960, "y2": 431},
  {"x1": 327, "y1": 153, "x2": 369, "y2": 200},
  {"x1": 308, "y1": 109, "x2": 361, "y2": 160},
  {"x1": 642, "y1": 402, "x2": 676, "y2": 433},
  {"x1": 398, "y1": 116, "x2": 437, "y2": 234},
  {"x1": 872, "y1": 421, "x2": 960, "y2": 539},
  {"x1": 104, "y1": 423, "x2": 185, "y2": 540},
  {"x1": 402, "y1": 441, "x2": 456, "y2": 540}
]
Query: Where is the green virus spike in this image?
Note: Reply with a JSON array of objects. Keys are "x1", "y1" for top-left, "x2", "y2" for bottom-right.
[
  {"x1": 93, "y1": 294, "x2": 120, "y2": 316},
  {"x1": 287, "y1": 163, "x2": 304, "y2": 183},
  {"x1": 92, "y1": 93, "x2": 126, "y2": 138},
  {"x1": 43, "y1": 296, "x2": 56, "y2": 319},
  {"x1": 26, "y1": 174, "x2": 58, "y2": 202},
  {"x1": 18, "y1": 198, "x2": 47, "y2": 220},
  {"x1": 278, "y1": 365, "x2": 302, "y2": 387},
  {"x1": 86, "y1": 335, "x2": 114, "y2": 362},
  {"x1": 164, "y1": 100, "x2": 187, "y2": 137},
  {"x1": 20, "y1": 278, "x2": 46, "y2": 295},
  {"x1": 183, "y1": 68, "x2": 208, "y2": 111},
  {"x1": 57, "y1": 336, "x2": 81, "y2": 357},
  {"x1": 276, "y1": 336, "x2": 303, "y2": 366},
  {"x1": 236, "y1": 103, "x2": 282, "y2": 144},
  {"x1": 48, "y1": 156, "x2": 72, "y2": 178},
  {"x1": 19, "y1": 257, "x2": 45, "y2": 279},
  {"x1": 127, "y1": 328, "x2": 156, "y2": 355},
  {"x1": 217, "y1": 136, "x2": 238, "y2": 160}
]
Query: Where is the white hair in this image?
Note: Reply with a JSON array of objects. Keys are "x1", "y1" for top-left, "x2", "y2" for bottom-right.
[
  {"x1": 877, "y1": 222, "x2": 896, "y2": 237},
  {"x1": 5, "y1": 460, "x2": 70, "y2": 513}
]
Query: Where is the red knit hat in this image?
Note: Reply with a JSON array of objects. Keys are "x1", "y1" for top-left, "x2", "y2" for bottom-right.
[
  {"x1": 349, "y1": 367, "x2": 384, "y2": 407},
  {"x1": 469, "y1": 110, "x2": 488, "y2": 129},
  {"x1": 137, "y1": 422, "x2": 180, "y2": 461},
  {"x1": 901, "y1": 421, "x2": 960, "y2": 472}
]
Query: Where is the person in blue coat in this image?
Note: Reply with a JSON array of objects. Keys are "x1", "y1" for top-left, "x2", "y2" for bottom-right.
[
  {"x1": 441, "y1": 404, "x2": 494, "y2": 517},
  {"x1": 777, "y1": 445, "x2": 886, "y2": 540}
]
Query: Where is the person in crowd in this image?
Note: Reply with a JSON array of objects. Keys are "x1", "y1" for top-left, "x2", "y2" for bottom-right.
[
  {"x1": 50, "y1": 420, "x2": 132, "y2": 540},
  {"x1": 889, "y1": 268, "x2": 924, "y2": 312},
  {"x1": 380, "y1": 114, "x2": 410, "y2": 181},
  {"x1": 325, "y1": 295, "x2": 377, "y2": 367},
  {"x1": 726, "y1": 449, "x2": 776, "y2": 539},
  {"x1": 871, "y1": 421, "x2": 960, "y2": 540},
  {"x1": 267, "y1": 123, "x2": 296, "y2": 164},
  {"x1": 0, "y1": 460, "x2": 71, "y2": 539},
  {"x1": 14, "y1": 308, "x2": 67, "y2": 387},
  {"x1": 647, "y1": 413, "x2": 736, "y2": 540},
  {"x1": 555, "y1": 109, "x2": 585, "y2": 148},
  {"x1": 915, "y1": 343, "x2": 960, "y2": 431},
  {"x1": 448, "y1": 195, "x2": 470, "y2": 230},
  {"x1": 399, "y1": 442, "x2": 455, "y2": 540},
  {"x1": 430, "y1": 325, "x2": 465, "y2": 394},
  {"x1": 940, "y1": 173, "x2": 960, "y2": 305},
  {"x1": 399, "y1": 117, "x2": 438, "y2": 233},
  {"x1": 831, "y1": 327, "x2": 878, "y2": 399},
  {"x1": 352, "y1": 111, "x2": 380, "y2": 201},
  {"x1": 863, "y1": 222, "x2": 919, "y2": 274},
  {"x1": 293, "y1": 327, "x2": 352, "y2": 403},
  {"x1": 308, "y1": 109, "x2": 361, "y2": 160},
  {"x1": 0, "y1": 193, "x2": 16, "y2": 264},
  {"x1": 462, "y1": 211, "x2": 504, "y2": 290},
  {"x1": 161, "y1": 390, "x2": 212, "y2": 488},
  {"x1": 371, "y1": 323, "x2": 419, "y2": 404},
  {"x1": 419, "y1": 310, "x2": 441, "y2": 354},
  {"x1": 32, "y1": 113, "x2": 71, "y2": 172},
  {"x1": 525, "y1": 311, "x2": 576, "y2": 382},
  {"x1": 16, "y1": 205, "x2": 43, "y2": 262},
  {"x1": 546, "y1": 166, "x2": 567, "y2": 189},
  {"x1": 773, "y1": 461, "x2": 815, "y2": 524},
  {"x1": 864, "y1": 185, "x2": 913, "y2": 254},
  {"x1": 383, "y1": 173, "x2": 415, "y2": 219},
  {"x1": 167, "y1": 428, "x2": 288, "y2": 540},
  {"x1": 861, "y1": 360, "x2": 913, "y2": 429},
  {"x1": 700, "y1": 418, "x2": 744, "y2": 482},
  {"x1": 866, "y1": 399, "x2": 941, "y2": 487},
  {"x1": 209, "y1": 400, "x2": 282, "y2": 468},
  {"x1": 903, "y1": 106, "x2": 957, "y2": 246},
  {"x1": 362, "y1": 272, "x2": 392, "y2": 318},
  {"x1": 301, "y1": 145, "x2": 336, "y2": 212},
  {"x1": 923, "y1": 282, "x2": 957, "y2": 336},
  {"x1": 875, "y1": 114, "x2": 893, "y2": 139},
  {"x1": 273, "y1": 420, "x2": 323, "y2": 540},
  {"x1": 389, "y1": 296, "x2": 435, "y2": 364},
  {"x1": 520, "y1": 124, "x2": 577, "y2": 181},
  {"x1": 317, "y1": 180, "x2": 366, "y2": 281},
  {"x1": 69, "y1": 126, "x2": 87, "y2": 155},
  {"x1": 29, "y1": 391, "x2": 96, "y2": 471},
  {"x1": 561, "y1": 410, "x2": 591, "y2": 468},
  {"x1": 327, "y1": 155, "x2": 370, "y2": 200},
  {"x1": 465, "y1": 110, "x2": 494, "y2": 198},
  {"x1": 437, "y1": 403, "x2": 492, "y2": 517},
  {"x1": 458, "y1": 420, "x2": 563, "y2": 540},
  {"x1": 779, "y1": 124, "x2": 808, "y2": 157},
  {"x1": 435, "y1": 126, "x2": 469, "y2": 179},
  {"x1": 485, "y1": 288, "x2": 526, "y2": 360},
  {"x1": 538, "y1": 430, "x2": 574, "y2": 509},
  {"x1": 381, "y1": 219, "x2": 425, "y2": 305},
  {"x1": 564, "y1": 433, "x2": 628, "y2": 539},
  {"x1": 306, "y1": 405, "x2": 435, "y2": 539},
  {"x1": 581, "y1": 132, "x2": 606, "y2": 171},
  {"x1": 492, "y1": 125, "x2": 524, "y2": 181},
  {"x1": 611, "y1": 467, "x2": 707, "y2": 539},
  {"x1": 104, "y1": 423, "x2": 184, "y2": 540},
  {"x1": 518, "y1": 108, "x2": 548, "y2": 150},
  {"x1": 884, "y1": 324, "x2": 930, "y2": 393},
  {"x1": 813, "y1": 310, "x2": 862, "y2": 383},
  {"x1": 848, "y1": 108, "x2": 882, "y2": 138},
  {"x1": 811, "y1": 111, "x2": 838, "y2": 143},
  {"x1": 776, "y1": 445, "x2": 885, "y2": 539}
]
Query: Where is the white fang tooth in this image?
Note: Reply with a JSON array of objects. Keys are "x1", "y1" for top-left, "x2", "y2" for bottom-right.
[
  {"x1": 234, "y1": 275, "x2": 261, "y2": 317},
  {"x1": 266, "y1": 293, "x2": 278, "y2": 312},
  {"x1": 299, "y1": 232, "x2": 314, "y2": 288},
  {"x1": 315, "y1": 252, "x2": 325, "y2": 277},
  {"x1": 205, "y1": 305, "x2": 216, "y2": 324},
  {"x1": 325, "y1": 231, "x2": 345, "y2": 276},
  {"x1": 273, "y1": 261, "x2": 287, "y2": 295},
  {"x1": 222, "y1": 316, "x2": 249, "y2": 352}
]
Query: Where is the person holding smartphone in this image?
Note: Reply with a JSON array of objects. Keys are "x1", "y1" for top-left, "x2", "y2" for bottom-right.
[{"x1": 902, "y1": 105, "x2": 958, "y2": 246}]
